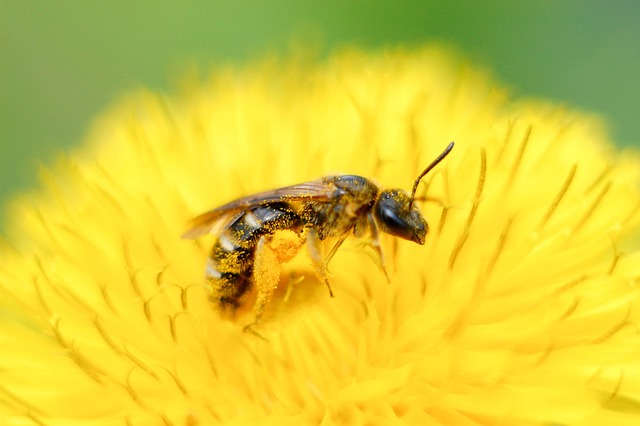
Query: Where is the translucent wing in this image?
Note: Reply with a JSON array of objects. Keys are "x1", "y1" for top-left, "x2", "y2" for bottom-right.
[{"x1": 181, "y1": 178, "x2": 341, "y2": 239}]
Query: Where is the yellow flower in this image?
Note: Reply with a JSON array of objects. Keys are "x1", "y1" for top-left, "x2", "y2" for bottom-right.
[{"x1": 1, "y1": 47, "x2": 640, "y2": 425}]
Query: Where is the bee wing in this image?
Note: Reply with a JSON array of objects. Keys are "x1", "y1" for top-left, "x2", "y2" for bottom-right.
[{"x1": 182, "y1": 178, "x2": 339, "y2": 239}]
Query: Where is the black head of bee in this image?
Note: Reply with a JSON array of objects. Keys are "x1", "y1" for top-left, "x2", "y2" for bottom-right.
[
  {"x1": 376, "y1": 142, "x2": 454, "y2": 245},
  {"x1": 375, "y1": 189, "x2": 428, "y2": 244}
]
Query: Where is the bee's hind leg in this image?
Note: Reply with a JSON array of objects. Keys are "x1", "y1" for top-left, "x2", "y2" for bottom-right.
[
  {"x1": 243, "y1": 230, "x2": 303, "y2": 338},
  {"x1": 241, "y1": 236, "x2": 277, "y2": 339}
]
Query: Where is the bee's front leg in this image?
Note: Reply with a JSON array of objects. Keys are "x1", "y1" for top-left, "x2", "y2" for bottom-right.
[
  {"x1": 306, "y1": 228, "x2": 335, "y2": 297},
  {"x1": 367, "y1": 214, "x2": 391, "y2": 284}
]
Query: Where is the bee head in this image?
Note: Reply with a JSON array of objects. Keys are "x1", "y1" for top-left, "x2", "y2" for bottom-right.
[
  {"x1": 375, "y1": 142, "x2": 454, "y2": 245},
  {"x1": 376, "y1": 189, "x2": 428, "y2": 244}
]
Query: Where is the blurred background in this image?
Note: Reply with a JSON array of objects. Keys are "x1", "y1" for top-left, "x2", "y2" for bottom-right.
[{"x1": 2, "y1": 1, "x2": 639, "y2": 232}]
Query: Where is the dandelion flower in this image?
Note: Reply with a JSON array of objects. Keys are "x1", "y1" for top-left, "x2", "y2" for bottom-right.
[{"x1": 1, "y1": 47, "x2": 640, "y2": 425}]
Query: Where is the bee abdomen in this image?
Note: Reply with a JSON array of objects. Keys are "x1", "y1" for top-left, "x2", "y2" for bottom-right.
[
  {"x1": 207, "y1": 202, "x2": 303, "y2": 310},
  {"x1": 206, "y1": 257, "x2": 251, "y2": 308}
]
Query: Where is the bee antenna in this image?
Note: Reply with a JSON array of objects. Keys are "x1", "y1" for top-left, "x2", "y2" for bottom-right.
[{"x1": 410, "y1": 142, "x2": 455, "y2": 208}]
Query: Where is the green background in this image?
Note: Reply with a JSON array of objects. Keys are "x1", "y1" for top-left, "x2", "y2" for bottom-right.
[{"x1": 2, "y1": 1, "x2": 639, "y2": 231}]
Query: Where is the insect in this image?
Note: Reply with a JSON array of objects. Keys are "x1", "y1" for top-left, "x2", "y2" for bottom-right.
[{"x1": 183, "y1": 142, "x2": 454, "y2": 331}]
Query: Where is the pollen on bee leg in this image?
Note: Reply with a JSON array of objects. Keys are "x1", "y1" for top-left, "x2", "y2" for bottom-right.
[
  {"x1": 268, "y1": 229, "x2": 303, "y2": 263},
  {"x1": 247, "y1": 230, "x2": 303, "y2": 332}
]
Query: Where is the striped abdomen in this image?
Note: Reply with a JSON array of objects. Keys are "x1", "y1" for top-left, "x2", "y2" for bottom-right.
[{"x1": 206, "y1": 202, "x2": 303, "y2": 309}]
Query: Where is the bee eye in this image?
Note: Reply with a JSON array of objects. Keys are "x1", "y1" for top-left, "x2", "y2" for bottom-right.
[
  {"x1": 376, "y1": 201, "x2": 415, "y2": 242},
  {"x1": 379, "y1": 205, "x2": 410, "y2": 235},
  {"x1": 375, "y1": 189, "x2": 427, "y2": 244}
]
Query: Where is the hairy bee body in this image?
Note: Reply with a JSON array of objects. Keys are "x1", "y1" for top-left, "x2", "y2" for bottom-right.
[
  {"x1": 184, "y1": 142, "x2": 454, "y2": 330},
  {"x1": 205, "y1": 176, "x2": 379, "y2": 310},
  {"x1": 206, "y1": 202, "x2": 301, "y2": 309}
]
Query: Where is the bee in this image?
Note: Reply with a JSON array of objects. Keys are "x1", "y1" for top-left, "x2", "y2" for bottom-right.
[{"x1": 183, "y1": 142, "x2": 454, "y2": 331}]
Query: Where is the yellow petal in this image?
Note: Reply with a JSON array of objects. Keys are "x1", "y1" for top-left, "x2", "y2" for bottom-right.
[{"x1": 1, "y1": 47, "x2": 639, "y2": 425}]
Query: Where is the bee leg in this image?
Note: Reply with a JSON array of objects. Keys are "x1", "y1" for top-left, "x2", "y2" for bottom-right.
[
  {"x1": 243, "y1": 235, "x2": 280, "y2": 337},
  {"x1": 306, "y1": 228, "x2": 335, "y2": 297},
  {"x1": 325, "y1": 234, "x2": 347, "y2": 267},
  {"x1": 283, "y1": 273, "x2": 306, "y2": 302},
  {"x1": 242, "y1": 323, "x2": 269, "y2": 342},
  {"x1": 243, "y1": 230, "x2": 303, "y2": 337},
  {"x1": 368, "y1": 215, "x2": 391, "y2": 284}
]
